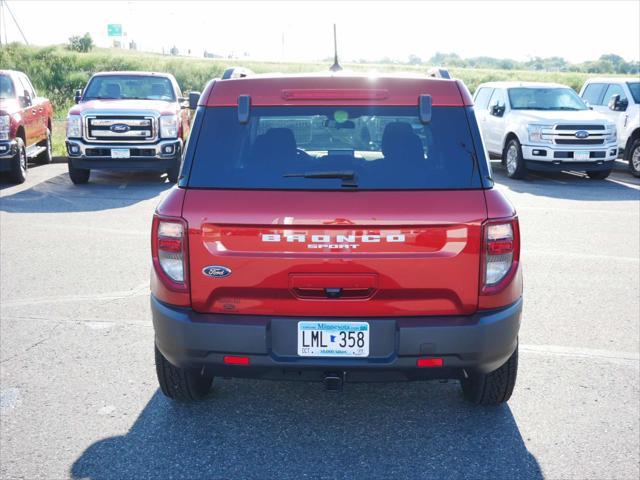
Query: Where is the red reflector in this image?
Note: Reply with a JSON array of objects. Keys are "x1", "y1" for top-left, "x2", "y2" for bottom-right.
[
  {"x1": 417, "y1": 358, "x2": 443, "y2": 368},
  {"x1": 158, "y1": 238, "x2": 182, "y2": 252},
  {"x1": 488, "y1": 240, "x2": 513, "y2": 255},
  {"x1": 223, "y1": 355, "x2": 250, "y2": 365}
]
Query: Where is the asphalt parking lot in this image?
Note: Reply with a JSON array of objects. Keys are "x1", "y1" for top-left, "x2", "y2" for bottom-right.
[{"x1": 1, "y1": 159, "x2": 639, "y2": 480}]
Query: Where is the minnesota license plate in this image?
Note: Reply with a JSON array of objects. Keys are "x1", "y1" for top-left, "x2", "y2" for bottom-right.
[
  {"x1": 297, "y1": 321, "x2": 369, "y2": 357},
  {"x1": 574, "y1": 151, "x2": 589, "y2": 161},
  {"x1": 111, "y1": 148, "x2": 130, "y2": 159}
]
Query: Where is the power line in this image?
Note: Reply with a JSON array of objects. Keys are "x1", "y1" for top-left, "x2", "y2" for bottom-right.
[{"x1": 2, "y1": 0, "x2": 28, "y2": 45}]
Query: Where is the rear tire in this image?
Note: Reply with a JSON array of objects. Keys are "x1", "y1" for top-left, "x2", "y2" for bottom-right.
[
  {"x1": 166, "y1": 159, "x2": 180, "y2": 183},
  {"x1": 461, "y1": 345, "x2": 518, "y2": 405},
  {"x1": 155, "y1": 344, "x2": 213, "y2": 401},
  {"x1": 503, "y1": 138, "x2": 527, "y2": 179},
  {"x1": 68, "y1": 161, "x2": 90, "y2": 184},
  {"x1": 35, "y1": 128, "x2": 53, "y2": 164},
  {"x1": 586, "y1": 169, "x2": 611, "y2": 180},
  {"x1": 8, "y1": 138, "x2": 27, "y2": 184},
  {"x1": 627, "y1": 138, "x2": 640, "y2": 178}
]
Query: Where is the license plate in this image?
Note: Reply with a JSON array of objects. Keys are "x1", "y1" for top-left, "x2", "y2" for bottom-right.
[
  {"x1": 111, "y1": 148, "x2": 130, "y2": 159},
  {"x1": 574, "y1": 151, "x2": 590, "y2": 161},
  {"x1": 297, "y1": 321, "x2": 369, "y2": 357}
]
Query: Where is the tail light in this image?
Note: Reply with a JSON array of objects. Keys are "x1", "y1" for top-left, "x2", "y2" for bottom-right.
[
  {"x1": 481, "y1": 218, "x2": 520, "y2": 294},
  {"x1": 152, "y1": 215, "x2": 189, "y2": 292}
]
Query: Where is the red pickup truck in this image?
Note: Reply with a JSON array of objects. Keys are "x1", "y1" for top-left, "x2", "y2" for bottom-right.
[
  {"x1": 151, "y1": 69, "x2": 522, "y2": 405},
  {"x1": 0, "y1": 70, "x2": 54, "y2": 183}
]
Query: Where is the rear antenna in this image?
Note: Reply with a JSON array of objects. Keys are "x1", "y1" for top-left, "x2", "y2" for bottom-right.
[{"x1": 329, "y1": 24, "x2": 342, "y2": 72}]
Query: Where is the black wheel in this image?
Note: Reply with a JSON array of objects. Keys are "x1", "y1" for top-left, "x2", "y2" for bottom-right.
[
  {"x1": 586, "y1": 169, "x2": 611, "y2": 180},
  {"x1": 503, "y1": 138, "x2": 527, "y2": 179},
  {"x1": 35, "y1": 128, "x2": 53, "y2": 164},
  {"x1": 155, "y1": 344, "x2": 213, "y2": 401},
  {"x1": 8, "y1": 137, "x2": 27, "y2": 184},
  {"x1": 461, "y1": 345, "x2": 518, "y2": 405},
  {"x1": 627, "y1": 138, "x2": 640, "y2": 178},
  {"x1": 68, "y1": 160, "x2": 90, "y2": 184},
  {"x1": 166, "y1": 160, "x2": 180, "y2": 183}
]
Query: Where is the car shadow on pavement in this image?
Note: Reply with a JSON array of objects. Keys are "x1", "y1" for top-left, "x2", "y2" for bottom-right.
[
  {"x1": 71, "y1": 381, "x2": 542, "y2": 480},
  {"x1": 0, "y1": 171, "x2": 172, "y2": 213},
  {"x1": 491, "y1": 160, "x2": 640, "y2": 202}
]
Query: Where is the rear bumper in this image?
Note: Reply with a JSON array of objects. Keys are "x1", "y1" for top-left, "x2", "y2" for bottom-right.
[{"x1": 152, "y1": 296, "x2": 522, "y2": 382}]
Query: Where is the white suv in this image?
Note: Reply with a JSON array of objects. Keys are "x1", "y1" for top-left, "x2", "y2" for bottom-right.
[
  {"x1": 474, "y1": 82, "x2": 618, "y2": 179},
  {"x1": 579, "y1": 78, "x2": 640, "y2": 177}
]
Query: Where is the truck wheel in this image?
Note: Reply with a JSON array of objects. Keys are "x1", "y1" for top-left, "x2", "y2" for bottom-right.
[
  {"x1": 461, "y1": 345, "x2": 518, "y2": 405},
  {"x1": 155, "y1": 344, "x2": 213, "y2": 401},
  {"x1": 586, "y1": 169, "x2": 611, "y2": 180},
  {"x1": 503, "y1": 139, "x2": 527, "y2": 179},
  {"x1": 8, "y1": 138, "x2": 27, "y2": 184},
  {"x1": 628, "y1": 138, "x2": 640, "y2": 178},
  {"x1": 166, "y1": 161, "x2": 180, "y2": 183},
  {"x1": 68, "y1": 161, "x2": 90, "y2": 184},
  {"x1": 35, "y1": 128, "x2": 53, "y2": 164}
]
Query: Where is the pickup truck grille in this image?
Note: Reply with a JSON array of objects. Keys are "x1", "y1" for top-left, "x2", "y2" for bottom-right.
[
  {"x1": 85, "y1": 116, "x2": 156, "y2": 143},
  {"x1": 542, "y1": 124, "x2": 609, "y2": 146}
]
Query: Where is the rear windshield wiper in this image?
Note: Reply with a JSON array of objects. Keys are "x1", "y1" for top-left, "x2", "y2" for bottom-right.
[{"x1": 283, "y1": 170, "x2": 357, "y2": 187}]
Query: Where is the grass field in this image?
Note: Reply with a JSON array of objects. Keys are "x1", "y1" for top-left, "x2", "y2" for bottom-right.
[{"x1": 3, "y1": 43, "x2": 632, "y2": 120}]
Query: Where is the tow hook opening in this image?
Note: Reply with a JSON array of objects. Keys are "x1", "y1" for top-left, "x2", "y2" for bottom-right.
[{"x1": 323, "y1": 373, "x2": 344, "y2": 392}]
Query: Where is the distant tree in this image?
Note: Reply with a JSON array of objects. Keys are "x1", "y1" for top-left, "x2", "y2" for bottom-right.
[
  {"x1": 408, "y1": 54, "x2": 422, "y2": 65},
  {"x1": 67, "y1": 33, "x2": 94, "y2": 53},
  {"x1": 170, "y1": 45, "x2": 179, "y2": 56}
]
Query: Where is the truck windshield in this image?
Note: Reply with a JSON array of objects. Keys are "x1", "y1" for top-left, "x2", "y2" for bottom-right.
[
  {"x1": 187, "y1": 106, "x2": 482, "y2": 190},
  {"x1": 508, "y1": 87, "x2": 588, "y2": 111},
  {"x1": 627, "y1": 82, "x2": 640, "y2": 103},
  {"x1": 0, "y1": 75, "x2": 15, "y2": 99},
  {"x1": 83, "y1": 75, "x2": 175, "y2": 101}
]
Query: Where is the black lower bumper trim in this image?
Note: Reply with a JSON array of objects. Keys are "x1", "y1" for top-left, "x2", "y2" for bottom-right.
[
  {"x1": 525, "y1": 159, "x2": 614, "y2": 172},
  {"x1": 69, "y1": 158, "x2": 178, "y2": 171},
  {"x1": 152, "y1": 296, "x2": 522, "y2": 381}
]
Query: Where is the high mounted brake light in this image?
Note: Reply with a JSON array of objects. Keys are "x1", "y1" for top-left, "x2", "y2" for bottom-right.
[
  {"x1": 152, "y1": 215, "x2": 189, "y2": 291},
  {"x1": 281, "y1": 89, "x2": 389, "y2": 101}
]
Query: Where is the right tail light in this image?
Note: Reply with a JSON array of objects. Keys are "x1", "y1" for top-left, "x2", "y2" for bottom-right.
[
  {"x1": 481, "y1": 218, "x2": 520, "y2": 295},
  {"x1": 152, "y1": 215, "x2": 189, "y2": 293}
]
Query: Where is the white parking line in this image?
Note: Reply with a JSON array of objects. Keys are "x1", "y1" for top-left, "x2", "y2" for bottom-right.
[
  {"x1": 0, "y1": 283, "x2": 149, "y2": 308},
  {"x1": 521, "y1": 344, "x2": 639, "y2": 365}
]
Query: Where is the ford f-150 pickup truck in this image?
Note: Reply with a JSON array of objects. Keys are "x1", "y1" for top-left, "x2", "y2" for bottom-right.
[
  {"x1": 474, "y1": 81, "x2": 618, "y2": 179},
  {"x1": 0, "y1": 70, "x2": 54, "y2": 184},
  {"x1": 580, "y1": 77, "x2": 640, "y2": 177},
  {"x1": 150, "y1": 69, "x2": 522, "y2": 405},
  {"x1": 66, "y1": 71, "x2": 198, "y2": 184}
]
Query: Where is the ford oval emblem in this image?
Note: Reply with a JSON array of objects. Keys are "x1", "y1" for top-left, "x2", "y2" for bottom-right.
[
  {"x1": 110, "y1": 123, "x2": 130, "y2": 133},
  {"x1": 202, "y1": 266, "x2": 232, "y2": 278},
  {"x1": 575, "y1": 130, "x2": 589, "y2": 139}
]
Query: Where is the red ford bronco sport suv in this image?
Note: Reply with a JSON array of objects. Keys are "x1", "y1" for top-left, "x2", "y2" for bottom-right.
[{"x1": 151, "y1": 69, "x2": 522, "y2": 405}]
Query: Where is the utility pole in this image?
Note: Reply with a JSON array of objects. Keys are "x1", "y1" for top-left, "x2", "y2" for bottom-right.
[{"x1": 0, "y1": 0, "x2": 28, "y2": 45}]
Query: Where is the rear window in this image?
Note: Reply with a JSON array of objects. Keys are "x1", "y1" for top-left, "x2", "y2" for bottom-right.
[{"x1": 187, "y1": 106, "x2": 482, "y2": 190}]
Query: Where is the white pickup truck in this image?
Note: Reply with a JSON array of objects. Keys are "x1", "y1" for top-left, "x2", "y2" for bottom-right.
[
  {"x1": 474, "y1": 82, "x2": 618, "y2": 179},
  {"x1": 579, "y1": 78, "x2": 640, "y2": 177}
]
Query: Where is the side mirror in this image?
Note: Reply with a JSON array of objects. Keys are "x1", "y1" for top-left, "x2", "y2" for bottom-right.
[
  {"x1": 21, "y1": 90, "x2": 32, "y2": 107},
  {"x1": 188, "y1": 91, "x2": 201, "y2": 110},
  {"x1": 608, "y1": 94, "x2": 628, "y2": 111},
  {"x1": 74, "y1": 89, "x2": 82, "y2": 104},
  {"x1": 490, "y1": 103, "x2": 505, "y2": 117}
]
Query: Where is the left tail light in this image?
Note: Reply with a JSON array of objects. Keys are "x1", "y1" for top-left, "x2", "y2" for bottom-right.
[{"x1": 152, "y1": 215, "x2": 189, "y2": 292}]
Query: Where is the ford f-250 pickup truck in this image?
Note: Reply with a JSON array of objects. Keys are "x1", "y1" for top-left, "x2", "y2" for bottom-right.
[
  {"x1": 65, "y1": 71, "x2": 199, "y2": 184},
  {"x1": 0, "y1": 70, "x2": 54, "y2": 184}
]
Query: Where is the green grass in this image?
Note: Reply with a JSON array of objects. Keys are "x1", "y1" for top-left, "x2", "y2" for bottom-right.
[
  {"x1": 51, "y1": 120, "x2": 66, "y2": 157},
  {"x1": 3, "y1": 43, "x2": 634, "y2": 121}
]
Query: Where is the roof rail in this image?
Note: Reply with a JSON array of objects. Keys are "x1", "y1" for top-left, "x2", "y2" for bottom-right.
[
  {"x1": 222, "y1": 67, "x2": 254, "y2": 80},
  {"x1": 427, "y1": 67, "x2": 451, "y2": 79}
]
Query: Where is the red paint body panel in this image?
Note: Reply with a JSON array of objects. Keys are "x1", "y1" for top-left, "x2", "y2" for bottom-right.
[
  {"x1": 203, "y1": 75, "x2": 470, "y2": 107},
  {"x1": 181, "y1": 190, "x2": 487, "y2": 317}
]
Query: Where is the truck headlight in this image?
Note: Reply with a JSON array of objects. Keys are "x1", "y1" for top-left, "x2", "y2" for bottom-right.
[
  {"x1": 159, "y1": 115, "x2": 178, "y2": 138},
  {"x1": 528, "y1": 125, "x2": 552, "y2": 144},
  {"x1": 606, "y1": 126, "x2": 617, "y2": 143},
  {"x1": 66, "y1": 115, "x2": 82, "y2": 138},
  {"x1": 0, "y1": 115, "x2": 10, "y2": 141}
]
